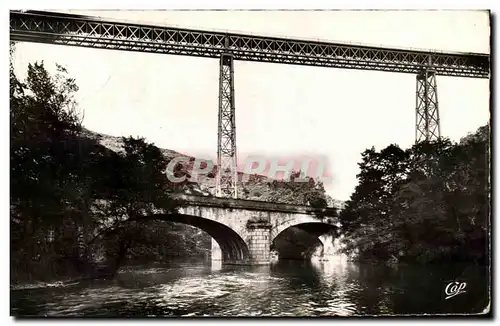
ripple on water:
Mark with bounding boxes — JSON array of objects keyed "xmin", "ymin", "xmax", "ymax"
[
  {"xmin": 12, "ymin": 261, "xmax": 488, "ymax": 317},
  {"xmin": 18, "ymin": 265, "xmax": 359, "ymax": 317},
  {"xmin": 11, "ymin": 280, "xmax": 81, "ymax": 291},
  {"xmin": 153, "ymin": 277, "xmax": 234, "ymax": 310}
]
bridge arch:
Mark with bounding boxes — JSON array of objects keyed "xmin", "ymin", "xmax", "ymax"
[
  {"xmin": 271, "ymin": 217, "xmax": 338, "ymax": 244},
  {"xmin": 146, "ymin": 213, "xmax": 250, "ymax": 264},
  {"xmin": 271, "ymin": 220, "xmax": 338, "ymax": 260}
]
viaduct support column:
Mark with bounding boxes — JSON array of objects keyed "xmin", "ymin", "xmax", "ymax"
[
  {"xmin": 216, "ymin": 53, "xmax": 238, "ymax": 199},
  {"xmin": 415, "ymin": 69, "xmax": 441, "ymax": 143},
  {"xmin": 247, "ymin": 221, "xmax": 272, "ymax": 265}
]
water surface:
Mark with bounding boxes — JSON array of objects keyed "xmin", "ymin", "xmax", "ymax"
[{"xmin": 11, "ymin": 259, "xmax": 489, "ymax": 317}]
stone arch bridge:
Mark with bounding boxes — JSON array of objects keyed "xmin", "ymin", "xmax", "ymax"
[{"xmin": 150, "ymin": 194, "xmax": 340, "ymax": 265}]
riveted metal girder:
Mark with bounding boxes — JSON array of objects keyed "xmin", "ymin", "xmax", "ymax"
[
  {"xmin": 415, "ymin": 69, "xmax": 441, "ymax": 143},
  {"xmin": 216, "ymin": 53, "xmax": 238, "ymax": 198},
  {"xmin": 10, "ymin": 10, "xmax": 489, "ymax": 78}
]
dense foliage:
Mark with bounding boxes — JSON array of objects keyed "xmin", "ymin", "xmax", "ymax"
[
  {"xmin": 9, "ymin": 51, "xmax": 208, "ymax": 282},
  {"xmin": 339, "ymin": 127, "xmax": 490, "ymax": 265}
]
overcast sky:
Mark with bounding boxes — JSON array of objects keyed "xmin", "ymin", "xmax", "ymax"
[{"xmin": 12, "ymin": 10, "xmax": 490, "ymax": 200}]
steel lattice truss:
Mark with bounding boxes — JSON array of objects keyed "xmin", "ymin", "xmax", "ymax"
[
  {"xmin": 415, "ymin": 70, "xmax": 440, "ymax": 142},
  {"xmin": 10, "ymin": 10, "xmax": 489, "ymax": 78},
  {"xmin": 10, "ymin": 10, "xmax": 491, "ymax": 197},
  {"xmin": 216, "ymin": 54, "xmax": 238, "ymax": 198}
]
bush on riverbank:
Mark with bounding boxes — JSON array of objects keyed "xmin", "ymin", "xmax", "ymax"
[{"xmin": 339, "ymin": 124, "xmax": 490, "ymax": 265}]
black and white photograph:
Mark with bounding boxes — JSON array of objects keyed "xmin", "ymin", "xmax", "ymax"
[{"xmin": 8, "ymin": 7, "xmax": 491, "ymax": 318}]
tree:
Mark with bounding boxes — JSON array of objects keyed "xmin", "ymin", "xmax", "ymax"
[
  {"xmin": 339, "ymin": 128, "xmax": 489, "ymax": 265},
  {"xmin": 85, "ymin": 136, "xmax": 187, "ymax": 273},
  {"xmin": 10, "ymin": 57, "xmax": 93, "ymax": 281}
]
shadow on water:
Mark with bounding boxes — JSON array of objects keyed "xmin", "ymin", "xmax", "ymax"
[{"xmin": 11, "ymin": 259, "xmax": 489, "ymax": 317}]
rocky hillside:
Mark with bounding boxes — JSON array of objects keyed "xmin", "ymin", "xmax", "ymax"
[{"xmin": 83, "ymin": 128, "xmax": 345, "ymax": 210}]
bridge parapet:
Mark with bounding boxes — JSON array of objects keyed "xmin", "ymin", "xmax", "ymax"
[{"xmin": 171, "ymin": 193, "xmax": 338, "ymax": 218}]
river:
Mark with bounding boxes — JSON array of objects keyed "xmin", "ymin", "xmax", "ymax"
[{"xmin": 11, "ymin": 258, "xmax": 489, "ymax": 317}]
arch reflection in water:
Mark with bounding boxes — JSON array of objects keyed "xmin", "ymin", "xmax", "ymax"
[
  {"xmin": 211, "ymin": 258, "xmax": 222, "ymax": 272},
  {"xmin": 311, "ymin": 254, "xmax": 359, "ymax": 285}
]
